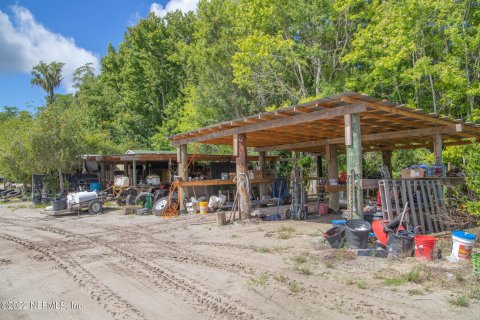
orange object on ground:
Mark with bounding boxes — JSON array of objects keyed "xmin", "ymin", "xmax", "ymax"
[
  {"xmin": 372, "ymin": 220, "xmax": 405, "ymax": 247},
  {"xmin": 414, "ymin": 235, "xmax": 437, "ymax": 261},
  {"xmin": 372, "ymin": 220, "xmax": 389, "ymax": 246}
]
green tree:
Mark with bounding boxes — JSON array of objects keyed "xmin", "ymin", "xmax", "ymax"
[{"xmin": 30, "ymin": 61, "xmax": 65, "ymax": 104}]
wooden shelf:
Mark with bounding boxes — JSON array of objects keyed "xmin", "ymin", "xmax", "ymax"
[{"xmin": 178, "ymin": 178, "xmax": 274, "ymax": 187}]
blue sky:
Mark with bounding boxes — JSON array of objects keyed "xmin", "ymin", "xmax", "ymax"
[{"xmin": 0, "ymin": 0, "xmax": 198, "ymax": 111}]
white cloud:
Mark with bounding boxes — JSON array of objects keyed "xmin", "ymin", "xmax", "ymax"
[
  {"xmin": 150, "ymin": 0, "xmax": 199, "ymax": 18},
  {"xmin": 0, "ymin": 5, "xmax": 100, "ymax": 93}
]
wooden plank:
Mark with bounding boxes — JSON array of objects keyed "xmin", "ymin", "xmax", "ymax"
[
  {"xmin": 406, "ymin": 180, "xmax": 419, "ymax": 228},
  {"xmin": 430, "ymin": 180, "xmax": 445, "ymax": 231},
  {"xmin": 419, "ymin": 181, "xmax": 434, "ymax": 233},
  {"xmin": 383, "ymin": 180, "xmax": 394, "ymax": 221},
  {"xmin": 392, "ymin": 180, "xmax": 402, "ymax": 218},
  {"xmin": 400, "ymin": 180, "xmax": 409, "ymax": 223},
  {"xmin": 178, "ymin": 178, "xmax": 274, "ymax": 187},
  {"xmin": 425, "ymin": 180, "xmax": 441, "ymax": 232},
  {"xmin": 413, "ymin": 180, "xmax": 426, "ymax": 232},
  {"xmin": 172, "ymin": 103, "xmax": 368, "ymax": 146},
  {"xmin": 378, "ymin": 180, "xmax": 387, "ymax": 218}
]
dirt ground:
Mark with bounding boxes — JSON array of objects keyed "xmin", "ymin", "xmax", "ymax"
[{"xmin": 0, "ymin": 202, "xmax": 479, "ymax": 320}]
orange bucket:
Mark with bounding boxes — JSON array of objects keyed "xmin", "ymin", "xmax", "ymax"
[{"xmin": 414, "ymin": 235, "xmax": 437, "ymax": 261}]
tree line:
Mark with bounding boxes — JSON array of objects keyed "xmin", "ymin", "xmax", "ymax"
[{"xmin": 1, "ymin": 0, "xmax": 480, "ymax": 210}]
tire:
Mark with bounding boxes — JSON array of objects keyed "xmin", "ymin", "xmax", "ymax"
[
  {"xmin": 125, "ymin": 194, "xmax": 135, "ymax": 206},
  {"xmin": 88, "ymin": 200, "xmax": 103, "ymax": 215},
  {"xmin": 299, "ymin": 208, "xmax": 306, "ymax": 220},
  {"xmin": 123, "ymin": 188, "xmax": 138, "ymax": 205},
  {"xmin": 135, "ymin": 192, "xmax": 151, "ymax": 205},
  {"xmin": 285, "ymin": 208, "xmax": 292, "ymax": 219},
  {"xmin": 153, "ymin": 197, "xmax": 168, "ymax": 215}
]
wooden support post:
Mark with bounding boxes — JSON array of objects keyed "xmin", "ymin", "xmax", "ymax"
[
  {"xmin": 177, "ymin": 144, "xmax": 188, "ymax": 212},
  {"xmin": 381, "ymin": 150, "xmax": 392, "ymax": 177},
  {"xmin": 132, "ymin": 160, "xmax": 137, "ymax": 187},
  {"xmin": 258, "ymin": 151, "xmax": 267, "ymax": 199},
  {"xmin": 433, "ymin": 133, "xmax": 443, "ymax": 165},
  {"xmin": 325, "ymin": 144, "xmax": 339, "ymax": 212},
  {"xmin": 316, "ymin": 156, "xmax": 323, "ymax": 177},
  {"xmin": 345, "ymin": 113, "xmax": 363, "ymax": 219},
  {"xmin": 100, "ymin": 161, "xmax": 105, "ymax": 189},
  {"xmin": 235, "ymin": 133, "xmax": 251, "ymax": 219}
]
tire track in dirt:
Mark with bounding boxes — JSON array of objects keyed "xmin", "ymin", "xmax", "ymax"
[
  {"xmin": 0, "ymin": 232, "xmax": 145, "ymax": 320},
  {"xmin": 0, "ymin": 219, "xmax": 264, "ymax": 320},
  {"xmin": 0, "ymin": 218, "xmax": 406, "ymax": 319}
]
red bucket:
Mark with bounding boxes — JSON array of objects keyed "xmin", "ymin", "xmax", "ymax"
[
  {"xmin": 318, "ymin": 203, "xmax": 328, "ymax": 215},
  {"xmin": 414, "ymin": 235, "xmax": 437, "ymax": 261}
]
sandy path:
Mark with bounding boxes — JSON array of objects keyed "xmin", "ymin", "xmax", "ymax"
[{"xmin": 0, "ymin": 203, "xmax": 478, "ymax": 320}]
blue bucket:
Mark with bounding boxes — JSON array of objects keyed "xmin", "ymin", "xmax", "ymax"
[
  {"xmin": 332, "ymin": 219, "xmax": 346, "ymax": 226},
  {"xmin": 90, "ymin": 182, "xmax": 101, "ymax": 192}
]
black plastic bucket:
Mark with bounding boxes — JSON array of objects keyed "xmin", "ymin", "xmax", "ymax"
[
  {"xmin": 345, "ymin": 220, "xmax": 371, "ymax": 249},
  {"xmin": 386, "ymin": 230, "xmax": 415, "ymax": 257},
  {"xmin": 324, "ymin": 225, "xmax": 346, "ymax": 249},
  {"xmin": 52, "ymin": 198, "xmax": 67, "ymax": 211}
]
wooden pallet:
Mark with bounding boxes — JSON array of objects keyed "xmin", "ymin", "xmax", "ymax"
[{"xmin": 378, "ymin": 179, "xmax": 447, "ymax": 234}]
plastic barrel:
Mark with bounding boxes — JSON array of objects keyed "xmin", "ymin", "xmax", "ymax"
[
  {"xmin": 345, "ymin": 220, "xmax": 371, "ymax": 249},
  {"xmin": 324, "ymin": 225, "xmax": 346, "ymax": 249},
  {"xmin": 414, "ymin": 235, "xmax": 437, "ymax": 261},
  {"xmin": 386, "ymin": 230, "xmax": 415, "ymax": 257}
]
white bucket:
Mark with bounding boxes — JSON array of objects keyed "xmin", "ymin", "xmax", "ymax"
[{"xmin": 451, "ymin": 230, "xmax": 476, "ymax": 261}]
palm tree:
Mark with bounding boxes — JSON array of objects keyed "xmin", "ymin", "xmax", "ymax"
[{"xmin": 30, "ymin": 61, "xmax": 65, "ymax": 104}]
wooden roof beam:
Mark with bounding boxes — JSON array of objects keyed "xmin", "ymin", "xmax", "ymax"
[
  {"xmin": 171, "ymin": 103, "xmax": 367, "ymax": 146},
  {"xmin": 253, "ymin": 125, "xmax": 463, "ymax": 152}
]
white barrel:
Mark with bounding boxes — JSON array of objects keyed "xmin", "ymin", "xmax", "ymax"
[
  {"xmin": 74, "ymin": 191, "xmax": 98, "ymax": 204},
  {"xmin": 451, "ymin": 230, "xmax": 476, "ymax": 261},
  {"xmin": 114, "ymin": 176, "xmax": 130, "ymax": 187}
]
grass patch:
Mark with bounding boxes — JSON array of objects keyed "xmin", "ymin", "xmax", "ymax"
[
  {"xmin": 383, "ymin": 264, "xmax": 430, "ymax": 286},
  {"xmin": 247, "ymin": 274, "xmax": 267, "ymax": 288},
  {"xmin": 273, "ymin": 274, "xmax": 288, "ymax": 283},
  {"xmin": 292, "ymin": 255, "xmax": 307, "ymax": 264},
  {"xmin": 251, "ymin": 246, "xmax": 272, "ymax": 253},
  {"xmin": 469, "ymin": 287, "xmax": 480, "ymax": 300},
  {"xmin": 346, "ymin": 278, "xmax": 355, "ymax": 285},
  {"xmin": 277, "ymin": 226, "xmax": 295, "ymax": 240},
  {"xmin": 288, "ymin": 281, "xmax": 301, "ymax": 293},
  {"xmin": 297, "ymin": 265, "xmax": 312, "ymax": 275},
  {"xmin": 279, "ymin": 226, "xmax": 295, "ymax": 233},
  {"xmin": 455, "ymin": 273, "xmax": 465, "ymax": 282},
  {"xmin": 448, "ymin": 295, "xmax": 470, "ymax": 307},
  {"xmin": 356, "ymin": 280, "xmax": 367, "ymax": 289},
  {"xmin": 408, "ymin": 289, "xmax": 424, "ymax": 295},
  {"xmin": 324, "ymin": 261, "xmax": 335, "ymax": 269},
  {"xmin": 383, "ymin": 276, "xmax": 407, "ymax": 286}
]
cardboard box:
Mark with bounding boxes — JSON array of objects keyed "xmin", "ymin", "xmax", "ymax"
[{"xmin": 401, "ymin": 168, "xmax": 425, "ymax": 179}]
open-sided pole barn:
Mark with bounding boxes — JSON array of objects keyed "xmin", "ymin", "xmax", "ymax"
[{"xmin": 169, "ymin": 92, "xmax": 480, "ymax": 219}]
